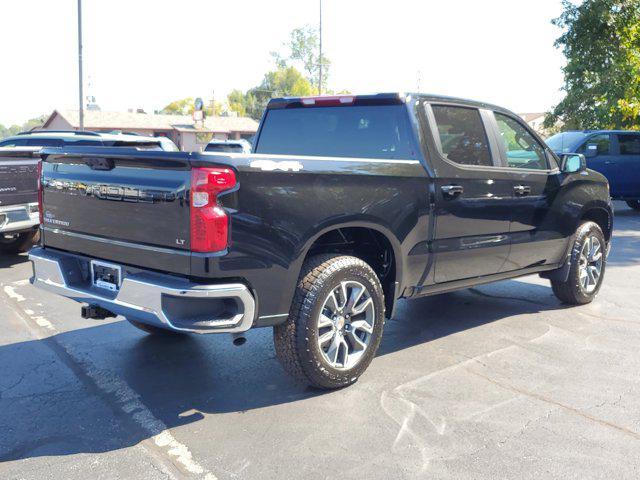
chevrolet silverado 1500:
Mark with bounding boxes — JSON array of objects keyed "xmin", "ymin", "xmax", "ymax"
[{"xmin": 29, "ymin": 93, "xmax": 613, "ymax": 389}]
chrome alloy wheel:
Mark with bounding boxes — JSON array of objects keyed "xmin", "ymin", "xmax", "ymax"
[
  {"xmin": 578, "ymin": 235, "xmax": 603, "ymax": 293},
  {"xmin": 317, "ymin": 280, "xmax": 375, "ymax": 370}
]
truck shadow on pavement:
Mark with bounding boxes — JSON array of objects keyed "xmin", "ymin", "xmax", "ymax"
[
  {"xmin": 0, "ymin": 252, "xmax": 30, "ymax": 269},
  {"xmin": 1, "ymin": 278, "xmax": 570, "ymax": 463}
]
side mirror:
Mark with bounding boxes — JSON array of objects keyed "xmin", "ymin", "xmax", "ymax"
[
  {"xmin": 561, "ymin": 153, "xmax": 587, "ymax": 173},
  {"xmin": 584, "ymin": 144, "xmax": 598, "ymax": 158}
]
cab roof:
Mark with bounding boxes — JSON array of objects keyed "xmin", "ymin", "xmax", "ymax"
[{"xmin": 266, "ymin": 92, "xmax": 516, "ymax": 116}]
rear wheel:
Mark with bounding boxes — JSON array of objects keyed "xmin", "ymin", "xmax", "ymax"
[
  {"xmin": 273, "ymin": 254, "xmax": 385, "ymax": 389},
  {"xmin": 127, "ymin": 319, "xmax": 185, "ymax": 335},
  {"xmin": 551, "ymin": 221, "xmax": 606, "ymax": 305},
  {"xmin": 626, "ymin": 200, "xmax": 640, "ymax": 211},
  {"xmin": 0, "ymin": 229, "xmax": 40, "ymax": 254}
]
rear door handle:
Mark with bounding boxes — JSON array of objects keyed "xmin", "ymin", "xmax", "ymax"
[
  {"xmin": 514, "ymin": 184, "xmax": 531, "ymax": 196},
  {"xmin": 441, "ymin": 184, "xmax": 464, "ymax": 197}
]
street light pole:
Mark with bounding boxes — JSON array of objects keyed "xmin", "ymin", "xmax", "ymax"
[
  {"xmin": 77, "ymin": 0, "xmax": 84, "ymax": 131},
  {"xmin": 318, "ymin": 0, "xmax": 323, "ymax": 95}
]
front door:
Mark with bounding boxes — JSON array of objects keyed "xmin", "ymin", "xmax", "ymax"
[
  {"xmin": 425, "ymin": 103, "xmax": 513, "ymax": 284},
  {"xmin": 490, "ymin": 112, "xmax": 565, "ymax": 271}
]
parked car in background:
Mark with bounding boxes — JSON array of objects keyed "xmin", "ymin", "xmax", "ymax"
[
  {"xmin": 0, "ymin": 148, "xmax": 40, "ymax": 253},
  {"xmin": 546, "ymin": 130, "xmax": 640, "ymax": 210},
  {"xmin": 204, "ymin": 139, "xmax": 252, "ymax": 154},
  {"xmin": 30, "ymin": 93, "xmax": 612, "ymax": 389},
  {"xmin": 0, "ymin": 130, "xmax": 178, "ymax": 254},
  {"xmin": 0, "ymin": 130, "xmax": 179, "ymax": 151}
]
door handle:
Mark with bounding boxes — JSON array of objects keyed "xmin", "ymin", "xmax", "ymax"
[
  {"xmin": 441, "ymin": 184, "xmax": 464, "ymax": 197},
  {"xmin": 514, "ymin": 184, "xmax": 531, "ymax": 196}
]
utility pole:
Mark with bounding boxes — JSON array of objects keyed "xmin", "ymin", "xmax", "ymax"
[
  {"xmin": 77, "ymin": 0, "xmax": 84, "ymax": 131},
  {"xmin": 318, "ymin": 0, "xmax": 323, "ymax": 95}
]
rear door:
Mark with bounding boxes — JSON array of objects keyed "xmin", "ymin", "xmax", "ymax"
[
  {"xmin": 614, "ymin": 133, "xmax": 640, "ymax": 197},
  {"xmin": 424, "ymin": 103, "xmax": 513, "ymax": 283},
  {"xmin": 489, "ymin": 112, "xmax": 565, "ymax": 271}
]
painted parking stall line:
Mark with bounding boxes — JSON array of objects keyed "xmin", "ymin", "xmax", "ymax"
[{"xmin": 2, "ymin": 279, "xmax": 217, "ymax": 480}]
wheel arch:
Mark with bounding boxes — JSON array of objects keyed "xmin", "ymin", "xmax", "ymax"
[
  {"xmin": 580, "ymin": 204, "xmax": 613, "ymax": 242},
  {"xmin": 297, "ymin": 220, "xmax": 404, "ymax": 318}
]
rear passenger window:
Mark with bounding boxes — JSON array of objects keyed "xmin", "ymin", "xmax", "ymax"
[
  {"xmin": 431, "ymin": 105, "xmax": 493, "ymax": 167},
  {"xmin": 618, "ymin": 135, "xmax": 640, "ymax": 155},
  {"xmin": 495, "ymin": 113, "xmax": 548, "ymax": 170}
]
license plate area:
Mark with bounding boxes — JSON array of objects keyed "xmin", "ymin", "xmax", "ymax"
[{"xmin": 90, "ymin": 260, "xmax": 122, "ymax": 292}]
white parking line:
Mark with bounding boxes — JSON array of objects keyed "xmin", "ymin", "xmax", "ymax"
[
  {"xmin": 3, "ymin": 285, "xmax": 25, "ymax": 302},
  {"xmin": 3, "ymin": 283, "xmax": 217, "ymax": 480}
]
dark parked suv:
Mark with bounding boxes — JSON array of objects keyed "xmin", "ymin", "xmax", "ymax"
[{"xmin": 30, "ymin": 93, "xmax": 612, "ymax": 389}]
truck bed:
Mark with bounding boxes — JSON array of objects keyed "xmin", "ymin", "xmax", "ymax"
[{"xmin": 39, "ymin": 146, "xmax": 428, "ymax": 321}]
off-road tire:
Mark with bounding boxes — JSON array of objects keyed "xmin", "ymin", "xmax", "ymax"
[
  {"xmin": 273, "ymin": 254, "xmax": 385, "ymax": 390},
  {"xmin": 0, "ymin": 229, "xmax": 40, "ymax": 254},
  {"xmin": 626, "ymin": 200, "xmax": 640, "ymax": 211},
  {"xmin": 127, "ymin": 319, "xmax": 185, "ymax": 335},
  {"xmin": 551, "ymin": 221, "xmax": 606, "ymax": 305}
]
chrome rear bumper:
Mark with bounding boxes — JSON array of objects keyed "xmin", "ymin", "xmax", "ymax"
[
  {"xmin": 29, "ymin": 247, "xmax": 255, "ymax": 334},
  {"xmin": 0, "ymin": 203, "xmax": 39, "ymax": 234}
]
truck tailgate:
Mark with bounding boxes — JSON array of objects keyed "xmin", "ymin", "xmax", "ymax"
[
  {"xmin": 0, "ymin": 148, "xmax": 39, "ymax": 207},
  {"xmin": 41, "ymin": 149, "xmax": 194, "ymax": 274}
]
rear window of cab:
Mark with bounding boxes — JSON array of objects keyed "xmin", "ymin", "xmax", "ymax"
[{"xmin": 255, "ymin": 105, "xmax": 418, "ymax": 160}]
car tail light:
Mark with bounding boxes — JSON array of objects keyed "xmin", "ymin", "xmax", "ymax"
[
  {"xmin": 190, "ymin": 167, "xmax": 236, "ymax": 252},
  {"xmin": 37, "ymin": 160, "xmax": 43, "ymax": 225}
]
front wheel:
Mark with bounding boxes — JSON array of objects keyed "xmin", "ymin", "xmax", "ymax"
[
  {"xmin": 626, "ymin": 200, "xmax": 640, "ymax": 211},
  {"xmin": 274, "ymin": 254, "xmax": 385, "ymax": 389},
  {"xmin": 551, "ymin": 221, "xmax": 606, "ymax": 305}
]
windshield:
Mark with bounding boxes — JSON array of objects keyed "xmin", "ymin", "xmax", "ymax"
[
  {"xmin": 255, "ymin": 104, "xmax": 418, "ymax": 159},
  {"xmin": 545, "ymin": 132, "xmax": 587, "ymax": 153}
]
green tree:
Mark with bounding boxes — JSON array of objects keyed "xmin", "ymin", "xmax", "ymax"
[
  {"xmin": 160, "ymin": 97, "xmax": 224, "ymax": 117},
  {"xmin": 0, "ymin": 115, "xmax": 46, "ymax": 139},
  {"xmin": 272, "ymin": 26, "xmax": 330, "ymax": 91},
  {"xmin": 229, "ymin": 66, "xmax": 314, "ymax": 120},
  {"xmin": 546, "ymin": 0, "xmax": 640, "ymax": 130},
  {"xmin": 227, "ymin": 89, "xmax": 248, "ymax": 117},
  {"xmin": 160, "ymin": 97, "xmax": 195, "ymax": 115}
]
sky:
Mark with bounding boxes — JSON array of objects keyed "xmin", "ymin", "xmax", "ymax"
[{"xmin": 0, "ymin": 0, "xmax": 568, "ymax": 126}]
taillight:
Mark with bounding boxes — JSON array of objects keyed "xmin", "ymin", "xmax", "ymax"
[
  {"xmin": 37, "ymin": 160, "xmax": 43, "ymax": 225},
  {"xmin": 190, "ymin": 167, "xmax": 236, "ymax": 252}
]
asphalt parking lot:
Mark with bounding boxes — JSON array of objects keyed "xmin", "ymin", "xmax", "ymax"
[{"xmin": 1, "ymin": 202, "xmax": 639, "ymax": 480}]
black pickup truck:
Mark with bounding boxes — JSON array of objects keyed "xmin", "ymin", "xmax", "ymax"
[{"xmin": 30, "ymin": 93, "xmax": 612, "ymax": 389}]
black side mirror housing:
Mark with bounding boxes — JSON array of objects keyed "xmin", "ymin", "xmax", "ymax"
[{"xmin": 561, "ymin": 153, "xmax": 587, "ymax": 173}]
